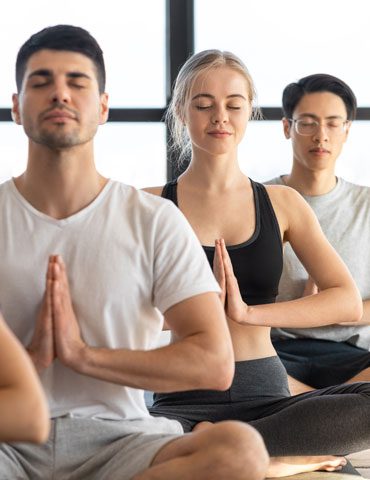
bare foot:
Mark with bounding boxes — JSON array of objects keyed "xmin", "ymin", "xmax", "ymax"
[{"xmin": 267, "ymin": 455, "xmax": 347, "ymax": 478}]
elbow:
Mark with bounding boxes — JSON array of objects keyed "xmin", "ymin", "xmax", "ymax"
[
  {"xmin": 28, "ymin": 411, "xmax": 50, "ymax": 444},
  {"xmin": 348, "ymin": 286, "xmax": 363, "ymax": 323},
  {"xmin": 341, "ymin": 287, "xmax": 363, "ymax": 323},
  {"xmin": 203, "ymin": 348, "xmax": 235, "ymax": 391},
  {"xmin": 26, "ymin": 420, "xmax": 50, "ymax": 444},
  {"xmin": 25, "ymin": 416, "xmax": 50, "ymax": 444},
  {"xmin": 350, "ymin": 298, "xmax": 363, "ymax": 323},
  {"xmin": 22, "ymin": 395, "xmax": 50, "ymax": 444},
  {"xmin": 214, "ymin": 362, "xmax": 235, "ymax": 390}
]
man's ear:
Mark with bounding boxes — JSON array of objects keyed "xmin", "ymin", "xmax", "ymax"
[
  {"xmin": 99, "ymin": 93, "xmax": 109, "ymax": 125},
  {"xmin": 343, "ymin": 120, "xmax": 352, "ymax": 143},
  {"xmin": 282, "ymin": 117, "xmax": 291, "ymax": 139},
  {"xmin": 11, "ymin": 93, "xmax": 22, "ymax": 125}
]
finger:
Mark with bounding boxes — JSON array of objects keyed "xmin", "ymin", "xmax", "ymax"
[
  {"xmin": 219, "ymin": 239, "xmax": 241, "ymax": 298},
  {"xmin": 46, "ymin": 256, "xmax": 55, "ymax": 282},
  {"xmin": 46, "ymin": 278, "xmax": 53, "ymax": 315},
  {"xmin": 51, "ymin": 277, "xmax": 62, "ymax": 314},
  {"xmin": 55, "ymin": 255, "xmax": 71, "ymax": 294},
  {"xmin": 220, "ymin": 239, "xmax": 235, "ymax": 280},
  {"xmin": 214, "ymin": 241, "xmax": 226, "ymax": 305},
  {"xmin": 213, "ymin": 240, "xmax": 225, "ymax": 285}
]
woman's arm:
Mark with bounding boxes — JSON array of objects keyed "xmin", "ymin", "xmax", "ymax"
[
  {"xmin": 227, "ymin": 186, "xmax": 362, "ymax": 328},
  {"xmin": 0, "ymin": 314, "xmax": 49, "ymax": 443}
]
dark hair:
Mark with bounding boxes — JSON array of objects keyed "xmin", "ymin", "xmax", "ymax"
[
  {"xmin": 282, "ymin": 73, "xmax": 357, "ymax": 121},
  {"xmin": 16, "ymin": 25, "xmax": 106, "ymax": 93}
]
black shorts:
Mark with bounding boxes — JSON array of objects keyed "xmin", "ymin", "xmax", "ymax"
[{"xmin": 273, "ymin": 338, "xmax": 370, "ymax": 388}]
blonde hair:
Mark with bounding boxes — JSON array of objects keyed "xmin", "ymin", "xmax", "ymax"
[{"xmin": 166, "ymin": 49, "xmax": 260, "ymax": 165}]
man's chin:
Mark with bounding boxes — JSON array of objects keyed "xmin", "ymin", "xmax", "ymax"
[{"xmin": 36, "ymin": 133, "xmax": 81, "ymax": 150}]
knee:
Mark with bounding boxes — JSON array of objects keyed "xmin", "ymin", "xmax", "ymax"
[{"xmin": 207, "ymin": 421, "xmax": 269, "ymax": 480}]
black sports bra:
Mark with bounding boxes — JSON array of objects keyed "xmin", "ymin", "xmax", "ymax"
[{"xmin": 162, "ymin": 179, "xmax": 283, "ymax": 305}]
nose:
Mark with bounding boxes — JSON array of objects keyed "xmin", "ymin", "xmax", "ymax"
[
  {"xmin": 313, "ymin": 123, "xmax": 329, "ymax": 142},
  {"xmin": 211, "ymin": 105, "xmax": 228, "ymax": 125},
  {"xmin": 49, "ymin": 79, "xmax": 71, "ymax": 104}
]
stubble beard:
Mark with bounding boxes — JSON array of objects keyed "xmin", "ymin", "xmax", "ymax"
[{"xmin": 28, "ymin": 123, "xmax": 97, "ymax": 150}]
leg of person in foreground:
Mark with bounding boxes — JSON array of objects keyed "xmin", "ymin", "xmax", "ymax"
[{"xmin": 134, "ymin": 422, "xmax": 269, "ymax": 480}]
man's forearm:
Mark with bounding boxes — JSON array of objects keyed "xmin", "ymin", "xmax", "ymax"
[{"xmin": 71, "ymin": 338, "xmax": 234, "ymax": 393}]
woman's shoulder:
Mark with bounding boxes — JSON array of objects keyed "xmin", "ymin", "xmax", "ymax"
[
  {"xmin": 264, "ymin": 183, "xmax": 303, "ymax": 204},
  {"xmin": 141, "ymin": 186, "xmax": 164, "ymax": 196}
]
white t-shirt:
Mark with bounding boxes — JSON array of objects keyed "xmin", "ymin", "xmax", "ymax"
[{"xmin": 0, "ymin": 179, "xmax": 220, "ymax": 422}]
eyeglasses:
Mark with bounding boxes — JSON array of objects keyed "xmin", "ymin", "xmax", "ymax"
[{"xmin": 289, "ymin": 118, "xmax": 349, "ymax": 136}]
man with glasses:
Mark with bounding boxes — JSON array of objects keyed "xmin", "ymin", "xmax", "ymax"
[{"xmin": 266, "ymin": 73, "xmax": 370, "ymax": 394}]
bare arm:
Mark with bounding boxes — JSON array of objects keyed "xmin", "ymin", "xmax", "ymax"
[
  {"xmin": 227, "ymin": 187, "xmax": 362, "ymax": 328},
  {"xmin": 303, "ymin": 278, "xmax": 370, "ymax": 326},
  {"xmin": 354, "ymin": 299, "xmax": 370, "ymax": 325},
  {"xmin": 0, "ymin": 314, "xmax": 49, "ymax": 443},
  {"xmin": 51, "ymin": 256, "xmax": 235, "ymax": 393}
]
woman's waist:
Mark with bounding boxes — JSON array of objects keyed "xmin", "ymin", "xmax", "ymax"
[{"xmin": 228, "ymin": 323, "xmax": 276, "ymax": 361}]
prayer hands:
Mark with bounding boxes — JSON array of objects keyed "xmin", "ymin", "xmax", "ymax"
[
  {"xmin": 213, "ymin": 239, "xmax": 249, "ymax": 324},
  {"xmin": 28, "ymin": 255, "xmax": 85, "ymax": 373}
]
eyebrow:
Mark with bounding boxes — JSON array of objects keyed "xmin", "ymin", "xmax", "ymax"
[
  {"xmin": 296, "ymin": 113, "xmax": 346, "ymax": 120},
  {"xmin": 191, "ymin": 93, "xmax": 247, "ymax": 101},
  {"xmin": 27, "ymin": 69, "xmax": 92, "ymax": 81}
]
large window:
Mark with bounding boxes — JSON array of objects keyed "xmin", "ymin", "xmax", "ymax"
[{"xmin": 1, "ymin": 1, "xmax": 370, "ymax": 186}]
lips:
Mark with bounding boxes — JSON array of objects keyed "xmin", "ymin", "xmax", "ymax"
[
  {"xmin": 43, "ymin": 110, "xmax": 76, "ymax": 121},
  {"xmin": 309, "ymin": 147, "xmax": 330, "ymax": 154},
  {"xmin": 207, "ymin": 130, "xmax": 232, "ymax": 136}
]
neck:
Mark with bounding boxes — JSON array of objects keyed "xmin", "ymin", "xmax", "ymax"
[
  {"xmin": 14, "ymin": 142, "xmax": 108, "ymax": 219},
  {"xmin": 180, "ymin": 149, "xmax": 246, "ymax": 192},
  {"xmin": 283, "ymin": 163, "xmax": 337, "ymax": 196}
]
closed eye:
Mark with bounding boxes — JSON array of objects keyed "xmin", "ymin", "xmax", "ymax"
[
  {"xmin": 31, "ymin": 81, "xmax": 50, "ymax": 88},
  {"xmin": 70, "ymin": 83, "xmax": 86, "ymax": 89}
]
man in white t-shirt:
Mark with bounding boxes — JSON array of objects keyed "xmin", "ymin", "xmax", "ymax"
[
  {"xmin": 0, "ymin": 25, "xmax": 268, "ymax": 479},
  {"xmin": 266, "ymin": 73, "xmax": 370, "ymax": 395}
]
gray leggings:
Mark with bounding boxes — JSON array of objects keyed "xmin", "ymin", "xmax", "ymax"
[{"xmin": 150, "ymin": 356, "xmax": 370, "ymax": 456}]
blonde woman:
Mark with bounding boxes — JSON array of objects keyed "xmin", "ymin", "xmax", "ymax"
[{"xmin": 145, "ymin": 50, "xmax": 370, "ymax": 477}]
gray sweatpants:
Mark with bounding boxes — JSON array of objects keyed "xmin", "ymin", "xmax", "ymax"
[{"xmin": 0, "ymin": 416, "xmax": 182, "ymax": 479}]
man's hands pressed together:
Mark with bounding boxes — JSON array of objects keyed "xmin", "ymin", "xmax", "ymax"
[{"xmin": 28, "ymin": 255, "xmax": 85, "ymax": 373}]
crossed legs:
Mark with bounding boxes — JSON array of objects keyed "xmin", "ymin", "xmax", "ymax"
[{"xmin": 134, "ymin": 421, "xmax": 269, "ymax": 480}]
